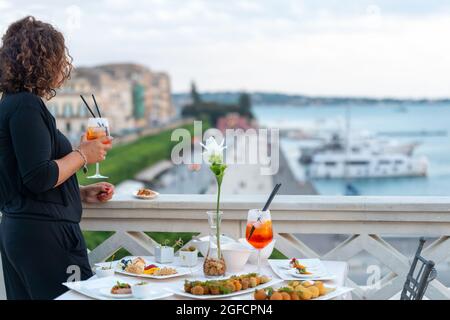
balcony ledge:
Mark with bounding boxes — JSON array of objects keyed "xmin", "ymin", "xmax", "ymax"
[{"xmin": 82, "ymin": 194, "xmax": 450, "ymax": 223}]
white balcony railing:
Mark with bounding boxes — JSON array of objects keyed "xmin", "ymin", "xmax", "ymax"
[{"xmin": 2, "ymin": 194, "xmax": 450, "ymax": 300}]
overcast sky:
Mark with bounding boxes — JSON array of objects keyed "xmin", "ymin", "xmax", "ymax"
[{"xmin": 1, "ymin": 0, "xmax": 450, "ymax": 98}]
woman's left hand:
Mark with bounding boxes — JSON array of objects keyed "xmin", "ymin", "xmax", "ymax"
[{"xmin": 81, "ymin": 182, "xmax": 115, "ymax": 203}]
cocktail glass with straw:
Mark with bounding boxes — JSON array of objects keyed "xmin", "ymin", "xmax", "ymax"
[
  {"xmin": 86, "ymin": 117, "xmax": 110, "ymax": 179},
  {"xmin": 246, "ymin": 209, "xmax": 273, "ymax": 274},
  {"xmin": 80, "ymin": 94, "xmax": 111, "ymax": 179},
  {"xmin": 246, "ymin": 183, "xmax": 281, "ymax": 273}
]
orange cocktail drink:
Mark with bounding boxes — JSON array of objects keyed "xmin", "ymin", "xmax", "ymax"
[
  {"xmin": 86, "ymin": 127, "xmax": 107, "ymax": 141},
  {"xmin": 86, "ymin": 117, "xmax": 110, "ymax": 179},
  {"xmin": 246, "ymin": 209, "xmax": 273, "ymax": 273},
  {"xmin": 246, "ymin": 220, "xmax": 273, "ymax": 249}
]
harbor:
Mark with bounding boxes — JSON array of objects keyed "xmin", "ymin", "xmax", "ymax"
[{"xmin": 255, "ymin": 103, "xmax": 450, "ymax": 196}]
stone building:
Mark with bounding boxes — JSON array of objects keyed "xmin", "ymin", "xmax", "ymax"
[
  {"xmin": 150, "ymin": 72, "xmax": 174, "ymax": 124},
  {"xmin": 49, "ymin": 63, "xmax": 174, "ymax": 143}
]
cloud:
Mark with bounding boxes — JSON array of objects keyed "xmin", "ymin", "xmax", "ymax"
[
  {"xmin": 1, "ymin": 0, "xmax": 450, "ymax": 97},
  {"xmin": 236, "ymin": 0, "xmax": 264, "ymax": 13},
  {"xmin": 0, "ymin": 0, "xmax": 11, "ymax": 10}
]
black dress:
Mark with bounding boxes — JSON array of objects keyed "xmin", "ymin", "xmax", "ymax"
[{"xmin": 0, "ymin": 92, "xmax": 92, "ymax": 300}]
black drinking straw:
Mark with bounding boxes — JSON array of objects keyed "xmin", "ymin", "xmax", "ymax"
[
  {"xmin": 80, "ymin": 95, "xmax": 96, "ymax": 118},
  {"xmin": 92, "ymin": 94, "xmax": 102, "ymax": 118},
  {"xmin": 247, "ymin": 183, "xmax": 282, "ymax": 240},
  {"xmin": 91, "ymin": 94, "xmax": 109, "ymax": 135},
  {"xmin": 263, "ymin": 183, "xmax": 281, "ymax": 212}
]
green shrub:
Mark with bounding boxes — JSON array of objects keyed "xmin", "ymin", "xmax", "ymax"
[{"xmin": 77, "ymin": 123, "xmax": 202, "ymax": 185}]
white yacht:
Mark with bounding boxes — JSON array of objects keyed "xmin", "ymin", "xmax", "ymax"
[
  {"xmin": 308, "ymin": 151, "xmax": 428, "ymax": 179},
  {"xmin": 291, "ymin": 107, "xmax": 429, "ymax": 179}
]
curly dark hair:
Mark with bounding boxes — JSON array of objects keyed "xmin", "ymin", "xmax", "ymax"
[{"xmin": 0, "ymin": 16, "xmax": 73, "ymax": 99}]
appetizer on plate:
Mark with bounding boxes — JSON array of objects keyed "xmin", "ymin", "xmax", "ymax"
[
  {"xmin": 153, "ymin": 267, "xmax": 177, "ymax": 276},
  {"xmin": 144, "ymin": 265, "xmax": 177, "ymax": 276},
  {"xmin": 289, "ymin": 258, "xmax": 312, "ymax": 275},
  {"xmin": 121, "ymin": 257, "xmax": 146, "ymax": 274},
  {"xmin": 254, "ymin": 280, "xmax": 335, "ymax": 300},
  {"xmin": 134, "ymin": 188, "xmax": 159, "ymax": 199},
  {"xmin": 184, "ymin": 273, "xmax": 271, "ymax": 296},
  {"xmin": 110, "ymin": 281, "xmax": 132, "ymax": 295},
  {"xmin": 119, "ymin": 257, "xmax": 178, "ymax": 276},
  {"xmin": 143, "ymin": 264, "xmax": 159, "ymax": 275}
]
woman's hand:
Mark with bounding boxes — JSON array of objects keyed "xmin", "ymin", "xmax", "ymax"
[
  {"xmin": 80, "ymin": 182, "xmax": 115, "ymax": 203},
  {"xmin": 79, "ymin": 135, "xmax": 112, "ymax": 164}
]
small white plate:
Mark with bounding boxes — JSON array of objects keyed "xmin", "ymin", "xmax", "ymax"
[
  {"xmin": 279, "ymin": 265, "xmax": 322, "ymax": 271},
  {"xmin": 287, "ymin": 269, "xmax": 328, "ymax": 279},
  {"xmin": 63, "ymin": 276, "xmax": 173, "ymax": 300},
  {"xmin": 268, "ymin": 259, "xmax": 335, "ymax": 281},
  {"xmin": 133, "ymin": 190, "xmax": 159, "ymax": 200},
  {"xmin": 99, "ymin": 288, "xmax": 132, "ymax": 299}
]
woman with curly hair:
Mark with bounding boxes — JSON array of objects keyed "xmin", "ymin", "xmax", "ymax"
[{"xmin": 0, "ymin": 16, "xmax": 115, "ymax": 299}]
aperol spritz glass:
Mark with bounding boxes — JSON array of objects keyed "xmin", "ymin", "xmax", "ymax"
[
  {"xmin": 245, "ymin": 209, "xmax": 273, "ymax": 273},
  {"xmin": 86, "ymin": 117, "xmax": 110, "ymax": 179}
]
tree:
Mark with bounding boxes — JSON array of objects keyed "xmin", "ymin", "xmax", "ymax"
[
  {"xmin": 190, "ymin": 81, "xmax": 201, "ymax": 106},
  {"xmin": 238, "ymin": 92, "xmax": 253, "ymax": 118},
  {"xmin": 182, "ymin": 87, "xmax": 254, "ymax": 125}
]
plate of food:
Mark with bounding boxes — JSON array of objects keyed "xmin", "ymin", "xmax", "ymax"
[
  {"xmin": 62, "ymin": 277, "xmax": 173, "ymax": 300},
  {"xmin": 268, "ymin": 258, "xmax": 335, "ymax": 281},
  {"xmin": 99, "ymin": 281, "xmax": 133, "ymax": 299},
  {"xmin": 133, "ymin": 188, "xmax": 159, "ymax": 200},
  {"xmin": 170, "ymin": 273, "xmax": 282, "ymax": 299},
  {"xmin": 96, "ymin": 256, "xmax": 196, "ymax": 279},
  {"xmin": 253, "ymin": 280, "xmax": 353, "ymax": 301}
]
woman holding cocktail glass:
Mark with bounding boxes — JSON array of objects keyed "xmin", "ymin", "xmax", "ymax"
[{"xmin": 0, "ymin": 16, "xmax": 114, "ymax": 299}]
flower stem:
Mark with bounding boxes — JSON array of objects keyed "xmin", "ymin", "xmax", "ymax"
[{"xmin": 216, "ymin": 181, "xmax": 221, "ymax": 259}]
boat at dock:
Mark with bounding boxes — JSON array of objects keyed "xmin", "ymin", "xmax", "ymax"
[
  {"xmin": 308, "ymin": 151, "xmax": 428, "ymax": 179},
  {"xmin": 290, "ymin": 109, "xmax": 429, "ymax": 180},
  {"xmin": 299, "ymin": 134, "xmax": 428, "ymax": 179}
]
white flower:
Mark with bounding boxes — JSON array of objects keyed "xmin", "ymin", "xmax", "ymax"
[{"xmin": 200, "ymin": 137, "xmax": 227, "ymax": 164}]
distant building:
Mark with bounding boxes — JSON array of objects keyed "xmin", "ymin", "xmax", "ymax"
[
  {"xmin": 96, "ymin": 64, "xmax": 174, "ymax": 127},
  {"xmin": 150, "ymin": 72, "xmax": 174, "ymax": 124},
  {"xmin": 49, "ymin": 63, "xmax": 174, "ymax": 143}
]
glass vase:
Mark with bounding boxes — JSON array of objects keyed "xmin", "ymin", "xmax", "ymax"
[{"xmin": 203, "ymin": 211, "xmax": 227, "ymax": 277}]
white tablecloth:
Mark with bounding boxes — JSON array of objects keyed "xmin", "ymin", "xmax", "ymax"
[{"xmin": 56, "ymin": 259, "xmax": 350, "ymax": 300}]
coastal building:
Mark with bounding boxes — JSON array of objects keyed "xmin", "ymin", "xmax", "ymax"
[
  {"xmin": 150, "ymin": 72, "xmax": 174, "ymax": 125},
  {"xmin": 95, "ymin": 64, "xmax": 174, "ymax": 127},
  {"xmin": 49, "ymin": 63, "xmax": 175, "ymax": 143}
]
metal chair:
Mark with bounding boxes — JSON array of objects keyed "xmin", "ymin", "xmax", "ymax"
[{"xmin": 400, "ymin": 237, "xmax": 437, "ymax": 300}]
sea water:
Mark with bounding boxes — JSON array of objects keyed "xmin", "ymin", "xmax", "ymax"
[{"xmin": 254, "ymin": 103, "xmax": 450, "ymax": 196}]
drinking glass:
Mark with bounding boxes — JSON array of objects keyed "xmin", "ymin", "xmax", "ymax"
[
  {"xmin": 245, "ymin": 209, "xmax": 273, "ymax": 273},
  {"xmin": 86, "ymin": 117, "xmax": 110, "ymax": 179}
]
